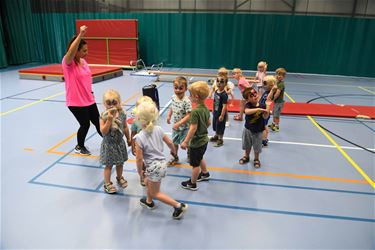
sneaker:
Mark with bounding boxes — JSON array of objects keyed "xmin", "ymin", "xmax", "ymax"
[
  {"xmin": 262, "ymin": 139, "xmax": 269, "ymax": 147},
  {"xmin": 209, "ymin": 135, "xmax": 219, "ymax": 142},
  {"xmin": 116, "ymin": 176, "xmax": 128, "ymax": 188},
  {"xmin": 225, "ymin": 121, "xmax": 230, "ymax": 127},
  {"xmin": 181, "ymin": 179, "xmax": 198, "ymax": 191},
  {"xmin": 214, "ymin": 139, "xmax": 224, "ymax": 147},
  {"xmin": 172, "ymin": 203, "xmax": 189, "ymax": 219},
  {"xmin": 74, "ymin": 145, "xmax": 91, "ymax": 155},
  {"xmin": 197, "ymin": 172, "xmax": 210, "ymax": 182},
  {"xmin": 104, "ymin": 182, "xmax": 117, "ymax": 194},
  {"xmin": 140, "ymin": 198, "xmax": 156, "ymax": 210}
]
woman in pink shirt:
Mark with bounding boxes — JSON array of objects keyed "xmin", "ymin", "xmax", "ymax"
[{"xmin": 62, "ymin": 25, "xmax": 102, "ymax": 155}]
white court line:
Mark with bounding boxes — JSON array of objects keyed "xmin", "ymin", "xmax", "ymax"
[{"xmin": 164, "ymin": 132, "xmax": 374, "ymax": 151}]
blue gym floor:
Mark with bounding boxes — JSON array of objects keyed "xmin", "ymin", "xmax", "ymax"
[{"xmin": 1, "ymin": 66, "xmax": 374, "ymax": 249}]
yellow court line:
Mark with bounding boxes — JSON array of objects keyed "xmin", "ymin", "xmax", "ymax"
[
  {"xmin": 284, "ymin": 91, "xmax": 375, "ymax": 189},
  {"xmin": 358, "ymin": 86, "xmax": 375, "ymax": 95},
  {"xmin": 47, "ymin": 133, "xmax": 77, "ymax": 153},
  {"xmin": 1, "ymin": 91, "xmax": 65, "ymax": 116},
  {"xmin": 121, "ymin": 91, "xmax": 140, "ymax": 106}
]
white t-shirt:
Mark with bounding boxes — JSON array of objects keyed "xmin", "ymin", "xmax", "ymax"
[{"xmin": 134, "ymin": 126, "xmax": 166, "ymax": 166}]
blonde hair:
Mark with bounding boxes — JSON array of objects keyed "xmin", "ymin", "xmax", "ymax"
[
  {"xmin": 258, "ymin": 61, "xmax": 268, "ymax": 70},
  {"xmin": 135, "ymin": 101, "xmax": 159, "ymax": 133},
  {"xmin": 103, "ymin": 89, "xmax": 123, "ymax": 111},
  {"xmin": 218, "ymin": 67, "xmax": 228, "ymax": 76},
  {"xmin": 276, "ymin": 67, "xmax": 287, "ymax": 76},
  {"xmin": 263, "ymin": 75, "xmax": 276, "ymax": 87},
  {"xmin": 232, "ymin": 68, "xmax": 242, "ymax": 75},
  {"xmin": 188, "ymin": 81, "xmax": 210, "ymax": 101},
  {"xmin": 132, "ymin": 95, "xmax": 154, "ymax": 116}
]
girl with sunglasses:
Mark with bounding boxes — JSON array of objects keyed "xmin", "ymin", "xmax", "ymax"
[{"xmin": 100, "ymin": 89, "xmax": 131, "ymax": 194}]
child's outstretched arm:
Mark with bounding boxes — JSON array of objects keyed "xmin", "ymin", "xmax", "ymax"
[
  {"xmin": 262, "ymin": 100, "xmax": 272, "ymax": 119},
  {"xmin": 173, "ymin": 112, "xmax": 191, "ymax": 130},
  {"xmin": 135, "ymin": 142, "xmax": 145, "ymax": 178},
  {"xmin": 166, "ymin": 107, "xmax": 173, "ymax": 124},
  {"xmin": 163, "ymin": 134, "xmax": 176, "ymax": 156},
  {"xmin": 180, "ymin": 123, "xmax": 197, "ymax": 150},
  {"xmin": 123, "ymin": 120, "xmax": 131, "ymax": 146}
]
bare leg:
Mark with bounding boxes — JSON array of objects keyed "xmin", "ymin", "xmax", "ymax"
[{"xmin": 147, "ymin": 180, "xmax": 180, "ymax": 208}]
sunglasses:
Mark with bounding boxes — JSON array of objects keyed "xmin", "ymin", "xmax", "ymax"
[
  {"xmin": 105, "ymin": 99, "xmax": 118, "ymax": 106},
  {"xmin": 249, "ymin": 89, "xmax": 257, "ymax": 98},
  {"xmin": 174, "ymin": 86, "xmax": 185, "ymax": 91},
  {"xmin": 217, "ymin": 79, "xmax": 225, "ymax": 84}
]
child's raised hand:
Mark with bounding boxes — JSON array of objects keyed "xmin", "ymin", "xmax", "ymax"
[{"xmin": 265, "ymin": 99, "xmax": 272, "ymax": 106}]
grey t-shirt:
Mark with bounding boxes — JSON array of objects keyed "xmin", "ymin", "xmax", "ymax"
[{"xmin": 134, "ymin": 125, "xmax": 166, "ymax": 166}]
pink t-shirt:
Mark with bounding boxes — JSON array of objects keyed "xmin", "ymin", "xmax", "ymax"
[
  {"xmin": 62, "ymin": 57, "xmax": 94, "ymax": 107},
  {"xmin": 238, "ymin": 77, "xmax": 251, "ymax": 93}
]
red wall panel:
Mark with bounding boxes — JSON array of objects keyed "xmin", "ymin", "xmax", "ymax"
[{"xmin": 76, "ymin": 19, "xmax": 138, "ymax": 66}]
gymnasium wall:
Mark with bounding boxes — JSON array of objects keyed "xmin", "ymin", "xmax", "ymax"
[{"xmin": 1, "ymin": 0, "xmax": 374, "ymax": 77}]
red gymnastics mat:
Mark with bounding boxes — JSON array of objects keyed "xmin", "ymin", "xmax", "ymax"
[
  {"xmin": 19, "ymin": 64, "xmax": 123, "ymax": 83},
  {"xmin": 194, "ymin": 99, "xmax": 375, "ymax": 119}
]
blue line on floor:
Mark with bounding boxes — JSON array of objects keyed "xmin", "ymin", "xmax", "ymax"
[
  {"xmin": 0, "ymin": 82, "xmax": 61, "ymax": 100},
  {"xmin": 57, "ymin": 161, "xmax": 375, "ymax": 196},
  {"xmin": 29, "ymin": 180, "xmax": 375, "ymax": 223}
]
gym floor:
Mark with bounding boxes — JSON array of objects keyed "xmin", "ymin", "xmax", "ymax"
[{"xmin": 1, "ymin": 66, "xmax": 374, "ymax": 249}]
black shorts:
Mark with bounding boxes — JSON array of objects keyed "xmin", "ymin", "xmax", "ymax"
[{"xmin": 189, "ymin": 143, "xmax": 208, "ymax": 167}]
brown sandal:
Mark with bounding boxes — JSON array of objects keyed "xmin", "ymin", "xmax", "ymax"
[
  {"xmin": 254, "ymin": 159, "xmax": 261, "ymax": 168},
  {"xmin": 239, "ymin": 156, "xmax": 250, "ymax": 164}
]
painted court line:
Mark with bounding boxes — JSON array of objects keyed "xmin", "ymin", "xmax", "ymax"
[
  {"xmin": 1, "ymin": 91, "xmax": 65, "ymax": 116},
  {"xmin": 57, "ymin": 162, "xmax": 375, "ymax": 196},
  {"xmin": 28, "ymin": 180, "xmax": 375, "ymax": 223},
  {"xmin": 285, "ymin": 91, "xmax": 375, "ymax": 189}
]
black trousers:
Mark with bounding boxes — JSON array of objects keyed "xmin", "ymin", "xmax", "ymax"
[{"xmin": 68, "ymin": 103, "xmax": 102, "ymax": 147}]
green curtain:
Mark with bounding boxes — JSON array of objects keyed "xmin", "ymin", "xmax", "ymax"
[{"xmin": 1, "ymin": 3, "xmax": 375, "ymax": 77}]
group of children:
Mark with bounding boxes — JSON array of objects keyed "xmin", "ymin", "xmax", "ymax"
[{"xmin": 97, "ymin": 63, "xmax": 286, "ymax": 220}]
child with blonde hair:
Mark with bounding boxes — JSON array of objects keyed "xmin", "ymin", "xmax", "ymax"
[
  {"xmin": 130, "ymin": 95, "xmax": 155, "ymax": 186},
  {"xmin": 209, "ymin": 67, "xmax": 234, "ymax": 127},
  {"xmin": 166, "ymin": 76, "xmax": 192, "ymax": 165},
  {"xmin": 134, "ymin": 101, "xmax": 188, "ymax": 219},
  {"xmin": 249, "ymin": 61, "xmax": 268, "ymax": 96},
  {"xmin": 100, "ymin": 89, "xmax": 131, "ymax": 194},
  {"xmin": 268, "ymin": 68, "xmax": 287, "ymax": 132},
  {"xmin": 232, "ymin": 68, "xmax": 251, "ymax": 121},
  {"xmin": 180, "ymin": 81, "xmax": 211, "ymax": 190}
]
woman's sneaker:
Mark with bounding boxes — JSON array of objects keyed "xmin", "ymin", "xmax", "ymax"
[
  {"xmin": 262, "ymin": 139, "xmax": 269, "ymax": 147},
  {"xmin": 74, "ymin": 145, "xmax": 91, "ymax": 155},
  {"xmin": 197, "ymin": 172, "xmax": 210, "ymax": 182},
  {"xmin": 140, "ymin": 198, "xmax": 156, "ymax": 210},
  {"xmin": 172, "ymin": 203, "xmax": 188, "ymax": 219}
]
